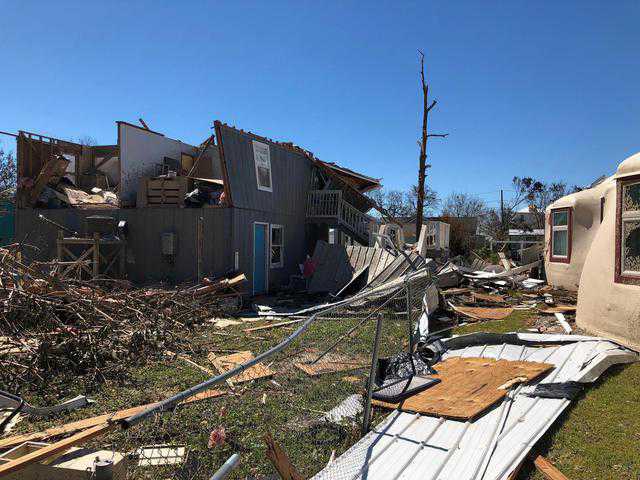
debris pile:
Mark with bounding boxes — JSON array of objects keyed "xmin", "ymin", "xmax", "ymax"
[{"xmin": 0, "ymin": 245, "xmax": 245, "ymax": 388}]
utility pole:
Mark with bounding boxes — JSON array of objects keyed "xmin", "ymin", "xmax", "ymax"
[{"xmin": 500, "ymin": 189, "xmax": 504, "ymax": 235}]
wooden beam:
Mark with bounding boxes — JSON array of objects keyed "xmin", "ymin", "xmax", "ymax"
[
  {"xmin": 264, "ymin": 433, "xmax": 304, "ymax": 480},
  {"xmin": 0, "ymin": 423, "xmax": 115, "ymax": 477},
  {"xmin": 29, "ymin": 156, "xmax": 69, "ymax": 205},
  {"xmin": 534, "ymin": 456, "xmax": 570, "ymax": 480},
  {"xmin": 0, "ymin": 401, "xmax": 157, "ymax": 450}
]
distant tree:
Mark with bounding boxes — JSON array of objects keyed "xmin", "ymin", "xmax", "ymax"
[
  {"xmin": 369, "ymin": 185, "xmax": 439, "ymax": 220},
  {"xmin": 0, "ymin": 149, "xmax": 16, "ymax": 201},
  {"xmin": 505, "ymin": 177, "xmax": 568, "ymax": 232},
  {"xmin": 441, "ymin": 192, "xmax": 487, "ymax": 218},
  {"xmin": 77, "ymin": 136, "xmax": 97, "ymax": 146}
]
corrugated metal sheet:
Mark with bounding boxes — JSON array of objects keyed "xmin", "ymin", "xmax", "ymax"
[{"xmin": 312, "ymin": 334, "xmax": 637, "ymax": 480}]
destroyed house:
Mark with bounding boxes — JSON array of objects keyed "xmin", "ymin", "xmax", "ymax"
[{"xmin": 13, "ymin": 121, "xmax": 381, "ymax": 293}]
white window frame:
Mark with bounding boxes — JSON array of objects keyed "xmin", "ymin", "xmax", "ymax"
[
  {"xmin": 620, "ymin": 181, "xmax": 640, "ymax": 277},
  {"xmin": 270, "ymin": 224, "xmax": 284, "ymax": 269},
  {"xmin": 550, "ymin": 209, "xmax": 569, "ymax": 261},
  {"xmin": 252, "ymin": 140, "xmax": 273, "ymax": 192}
]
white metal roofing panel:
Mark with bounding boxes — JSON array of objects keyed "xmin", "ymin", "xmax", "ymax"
[{"xmin": 312, "ymin": 335, "xmax": 637, "ymax": 480}]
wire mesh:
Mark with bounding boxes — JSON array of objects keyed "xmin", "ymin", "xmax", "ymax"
[{"xmin": 97, "ymin": 270, "xmax": 435, "ymax": 479}]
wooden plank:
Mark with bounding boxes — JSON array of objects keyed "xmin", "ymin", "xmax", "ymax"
[
  {"xmin": 538, "ymin": 305, "xmax": 576, "ymax": 314},
  {"xmin": 180, "ymin": 389, "xmax": 226, "ymax": 405},
  {"xmin": 471, "ymin": 292, "xmax": 506, "ymax": 303},
  {"xmin": 29, "ymin": 156, "xmax": 69, "ymax": 205},
  {"xmin": 0, "ymin": 423, "xmax": 115, "ymax": 477},
  {"xmin": 243, "ymin": 319, "xmax": 305, "ymax": 333},
  {"xmin": 373, "ymin": 357, "xmax": 553, "ymax": 420},
  {"xmin": 0, "ymin": 402, "xmax": 157, "ymax": 450},
  {"xmin": 264, "ymin": 433, "xmax": 304, "ymax": 480},
  {"xmin": 449, "ymin": 305, "xmax": 514, "ymax": 321},
  {"xmin": 534, "ymin": 455, "xmax": 570, "ymax": 480},
  {"xmin": 209, "ymin": 351, "xmax": 274, "ymax": 384}
]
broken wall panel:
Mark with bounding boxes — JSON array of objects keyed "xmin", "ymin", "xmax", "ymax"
[{"xmin": 118, "ymin": 122, "xmax": 222, "ymax": 206}]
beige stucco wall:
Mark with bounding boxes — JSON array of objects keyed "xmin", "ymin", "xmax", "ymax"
[
  {"xmin": 544, "ymin": 177, "xmax": 614, "ymax": 291},
  {"xmin": 575, "ymin": 153, "xmax": 640, "ymax": 350}
]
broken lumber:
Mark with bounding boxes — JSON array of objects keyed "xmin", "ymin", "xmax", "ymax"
[
  {"xmin": 534, "ymin": 455, "xmax": 570, "ymax": 480},
  {"xmin": 264, "ymin": 433, "xmax": 304, "ymax": 480},
  {"xmin": 209, "ymin": 351, "xmax": 274, "ymax": 384},
  {"xmin": 449, "ymin": 304, "xmax": 514, "ymax": 321},
  {"xmin": 29, "ymin": 156, "xmax": 69, "ymax": 205},
  {"xmin": 0, "ymin": 401, "xmax": 157, "ymax": 450},
  {"xmin": 0, "ymin": 422, "xmax": 115, "ymax": 477},
  {"xmin": 243, "ymin": 319, "xmax": 304, "ymax": 333}
]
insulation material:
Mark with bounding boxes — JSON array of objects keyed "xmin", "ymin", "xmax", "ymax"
[
  {"xmin": 312, "ymin": 334, "xmax": 638, "ymax": 480},
  {"xmin": 372, "ymin": 357, "xmax": 553, "ymax": 420}
]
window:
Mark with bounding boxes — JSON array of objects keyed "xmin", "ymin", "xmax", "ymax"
[
  {"xmin": 549, "ymin": 207, "xmax": 571, "ymax": 263},
  {"xmin": 600, "ymin": 197, "xmax": 605, "ymax": 223},
  {"xmin": 270, "ymin": 224, "xmax": 283, "ymax": 268},
  {"xmin": 616, "ymin": 179, "xmax": 640, "ymax": 283},
  {"xmin": 252, "ymin": 140, "xmax": 273, "ymax": 192}
]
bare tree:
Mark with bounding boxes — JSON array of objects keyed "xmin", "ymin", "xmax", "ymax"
[
  {"xmin": 77, "ymin": 136, "xmax": 97, "ymax": 146},
  {"xmin": 503, "ymin": 177, "xmax": 568, "ymax": 233},
  {"xmin": 415, "ymin": 50, "xmax": 447, "ymax": 240},
  {"xmin": 369, "ymin": 185, "xmax": 439, "ymax": 220},
  {"xmin": 0, "ymin": 149, "xmax": 16, "ymax": 201},
  {"xmin": 441, "ymin": 192, "xmax": 487, "ymax": 217}
]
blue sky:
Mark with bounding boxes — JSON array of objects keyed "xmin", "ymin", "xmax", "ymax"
[{"xmin": 1, "ymin": 1, "xmax": 638, "ymax": 208}]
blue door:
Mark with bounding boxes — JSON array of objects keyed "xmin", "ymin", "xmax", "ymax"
[{"xmin": 253, "ymin": 223, "xmax": 267, "ymax": 294}]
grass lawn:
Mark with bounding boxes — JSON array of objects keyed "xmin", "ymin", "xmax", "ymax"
[{"xmin": 9, "ymin": 307, "xmax": 640, "ymax": 479}]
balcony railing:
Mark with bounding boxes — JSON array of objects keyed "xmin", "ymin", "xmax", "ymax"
[{"xmin": 307, "ymin": 190, "xmax": 370, "ymax": 241}]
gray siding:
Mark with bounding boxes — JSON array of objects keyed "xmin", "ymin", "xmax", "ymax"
[
  {"xmin": 218, "ymin": 125, "xmax": 313, "ymax": 215},
  {"xmin": 218, "ymin": 125, "xmax": 315, "ymax": 291},
  {"xmin": 15, "ymin": 208, "xmax": 233, "ymax": 284},
  {"xmin": 231, "ymin": 208, "xmax": 308, "ymax": 292}
]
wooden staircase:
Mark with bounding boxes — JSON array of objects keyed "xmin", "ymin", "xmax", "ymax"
[{"xmin": 306, "ymin": 190, "xmax": 370, "ymax": 245}]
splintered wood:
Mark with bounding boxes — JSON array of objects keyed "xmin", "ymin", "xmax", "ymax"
[
  {"xmin": 373, "ymin": 357, "xmax": 553, "ymax": 420},
  {"xmin": 209, "ymin": 351, "xmax": 274, "ymax": 384},
  {"xmin": 294, "ymin": 349, "xmax": 368, "ymax": 376},
  {"xmin": 450, "ymin": 304, "xmax": 514, "ymax": 321}
]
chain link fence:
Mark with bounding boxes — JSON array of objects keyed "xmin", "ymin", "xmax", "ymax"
[{"xmin": 79, "ymin": 269, "xmax": 435, "ymax": 479}]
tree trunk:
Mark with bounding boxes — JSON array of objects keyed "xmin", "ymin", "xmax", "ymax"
[{"xmin": 416, "ymin": 54, "xmax": 429, "ymax": 240}]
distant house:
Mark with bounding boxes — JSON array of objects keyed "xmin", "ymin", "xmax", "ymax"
[{"xmin": 13, "ymin": 121, "xmax": 381, "ymax": 293}]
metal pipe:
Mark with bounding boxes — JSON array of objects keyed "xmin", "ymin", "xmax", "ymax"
[
  {"xmin": 122, "ymin": 268, "xmax": 432, "ymax": 428},
  {"xmin": 362, "ymin": 313, "xmax": 384, "ymax": 435},
  {"xmin": 37, "ymin": 214, "xmax": 78, "ymax": 236},
  {"xmin": 210, "ymin": 453, "xmax": 240, "ymax": 480}
]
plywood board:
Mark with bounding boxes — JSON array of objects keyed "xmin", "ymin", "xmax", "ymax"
[
  {"xmin": 471, "ymin": 292, "xmax": 506, "ymax": 303},
  {"xmin": 209, "ymin": 351, "xmax": 274, "ymax": 384},
  {"xmin": 373, "ymin": 357, "xmax": 553, "ymax": 420},
  {"xmin": 538, "ymin": 305, "xmax": 576, "ymax": 314},
  {"xmin": 450, "ymin": 305, "xmax": 514, "ymax": 321},
  {"xmin": 294, "ymin": 349, "xmax": 368, "ymax": 376}
]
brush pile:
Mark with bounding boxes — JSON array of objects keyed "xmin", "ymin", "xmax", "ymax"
[{"xmin": 0, "ymin": 245, "xmax": 245, "ymax": 390}]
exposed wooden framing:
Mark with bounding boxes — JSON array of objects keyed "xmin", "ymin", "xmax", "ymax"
[{"xmin": 56, "ymin": 233, "xmax": 126, "ymax": 279}]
